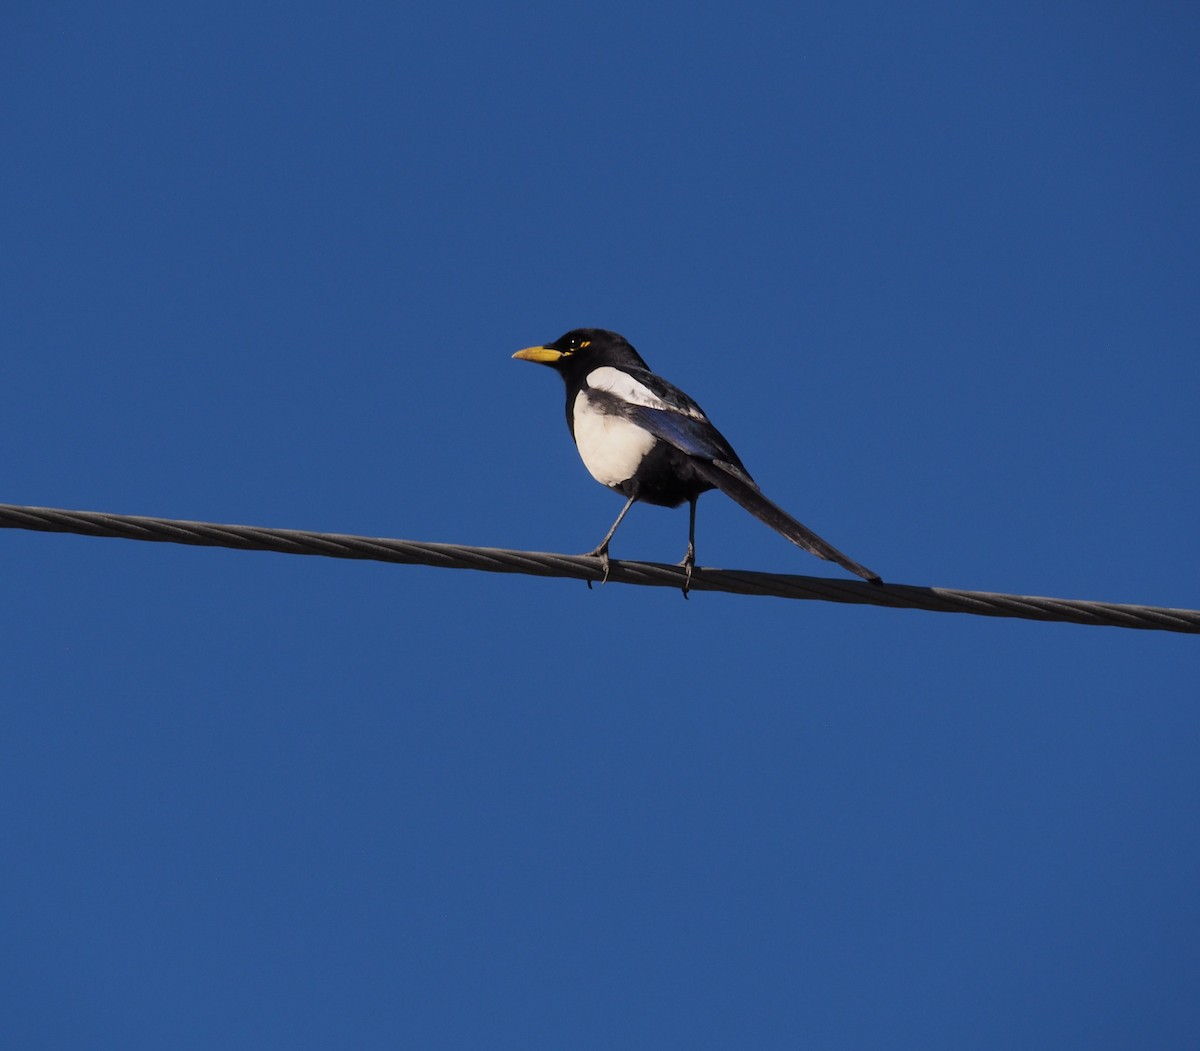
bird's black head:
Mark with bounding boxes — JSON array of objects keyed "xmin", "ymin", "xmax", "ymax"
[{"xmin": 512, "ymin": 328, "xmax": 650, "ymax": 377}]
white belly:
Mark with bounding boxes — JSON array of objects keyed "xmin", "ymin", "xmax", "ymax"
[{"xmin": 572, "ymin": 389, "xmax": 656, "ymax": 488}]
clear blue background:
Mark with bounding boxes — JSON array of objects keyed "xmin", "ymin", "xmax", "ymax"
[{"xmin": 3, "ymin": 3, "xmax": 1198, "ymax": 1047}]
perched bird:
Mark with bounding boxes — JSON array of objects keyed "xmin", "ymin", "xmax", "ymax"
[{"xmin": 513, "ymin": 328, "xmax": 882, "ymax": 594}]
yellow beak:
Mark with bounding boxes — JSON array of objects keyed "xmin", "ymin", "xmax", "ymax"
[{"xmin": 512, "ymin": 345, "xmax": 564, "ymax": 364}]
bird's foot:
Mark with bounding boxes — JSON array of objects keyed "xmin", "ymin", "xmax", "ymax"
[
  {"xmin": 584, "ymin": 544, "xmax": 611, "ymax": 589},
  {"xmin": 677, "ymin": 544, "xmax": 696, "ymax": 599}
]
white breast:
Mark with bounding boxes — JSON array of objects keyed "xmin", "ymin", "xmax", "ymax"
[{"xmin": 572, "ymin": 388, "xmax": 656, "ymax": 488}]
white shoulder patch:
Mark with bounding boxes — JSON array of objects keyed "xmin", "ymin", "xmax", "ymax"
[{"xmin": 584, "ymin": 366, "xmax": 705, "ymax": 419}]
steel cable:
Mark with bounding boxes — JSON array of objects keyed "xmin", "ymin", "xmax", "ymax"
[{"xmin": 1, "ymin": 502, "xmax": 1196, "ymax": 633}]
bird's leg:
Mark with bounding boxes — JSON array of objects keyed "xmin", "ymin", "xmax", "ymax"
[
  {"xmin": 586, "ymin": 492, "xmax": 637, "ymax": 588},
  {"xmin": 677, "ymin": 495, "xmax": 698, "ymax": 598}
]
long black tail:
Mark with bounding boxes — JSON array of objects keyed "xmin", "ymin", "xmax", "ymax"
[{"xmin": 692, "ymin": 460, "xmax": 882, "ymax": 585}]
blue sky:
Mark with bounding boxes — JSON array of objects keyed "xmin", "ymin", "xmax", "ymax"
[{"xmin": 3, "ymin": 3, "xmax": 1198, "ymax": 1047}]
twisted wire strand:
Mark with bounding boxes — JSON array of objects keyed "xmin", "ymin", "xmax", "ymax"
[{"xmin": 1, "ymin": 502, "xmax": 1196, "ymax": 634}]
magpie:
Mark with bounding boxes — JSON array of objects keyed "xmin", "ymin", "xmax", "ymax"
[{"xmin": 513, "ymin": 328, "xmax": 882, "ymax": 594}]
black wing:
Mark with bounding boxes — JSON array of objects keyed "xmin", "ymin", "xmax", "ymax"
[{"xmin": 613, "ymin": 367, "xmax": 751, "ymax": 474}]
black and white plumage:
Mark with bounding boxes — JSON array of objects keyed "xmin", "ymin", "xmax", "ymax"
[{"xmin": 513, "ymin": 328, "xmax": 881, "ymax": 593}]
